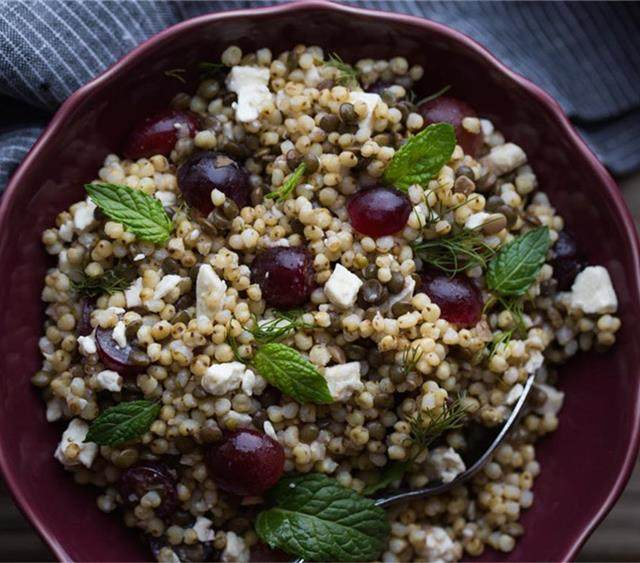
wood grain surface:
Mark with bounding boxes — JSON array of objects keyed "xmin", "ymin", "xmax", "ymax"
[{"xmin": 2, "ymin": 174, "xmax": 639, "ymax": 562}]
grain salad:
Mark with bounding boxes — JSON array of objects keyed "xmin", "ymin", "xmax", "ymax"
[{"xmin": 34, "ymin": 44, "xmax": 621, "ymax": 563}]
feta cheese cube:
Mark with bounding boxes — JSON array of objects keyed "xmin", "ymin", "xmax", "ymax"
[
  {"xmin": 417, "ymin": 526, "xmax": 461, "ymax": 563},
  {"xmin": 193, "ymin": 516, "xmax": 215, "ymax": 542},
  {"xmin": 73, "ymin": 199, "xmax": 97, "ymax": 230},
  {"xmin": 222, "ymin": 531, "xmax": 249, "ymax": 562},
  {"xmin": 569, "ymin": 265, "xmax": 618, "ymax": 314},
  {"xmin": 54, "ymin": 419, "xmax": 98, "ymax": 468},
  {"xmin": 427, "ymin": 446, "xmax": 466, "ymax": 483},
  {"xmin": 324, "ymin": 264, "xmax": 363, "ymax": 309},
  {"xmin": 201, "ymin": 361, "xmax": 246, "ymax": 395},
  {"xmin": 96, "ymin": 370, "xmax": 122, "ymax": 392},
  {"xmin": 482, "ymin": 143, "xmax": 527, "ymax": 176},
  {"xmin": 112, "ymin": 321, "xmax": 127, "ymax": 349},
  {"xmin": 153, "ymin": 274, "xmax": 182, "ymax": 300},
  {"xmin": 125, "ymin": 277, "xmax": 143, "ymax": 308},
  {"xmin": 533, "ymin": 383, "xmax": 565, "ymax": 416},
  {"xmin": 77, "ymin": 334, "xmax": 97, "ymax": 356},
  {"xmin": 196, "ymin": 264, "xmax": 227, "ymax": 320},
  {"xmin": 349, "ymin": 91, "xmax": 382, "ymax": 137},
  {"xmin": 323, "ymin": 362, "xmax": 363, "ymax": 401},
  {"xmin": 226, "ymin": 66, "xmax": 273, "ymax": 123}
]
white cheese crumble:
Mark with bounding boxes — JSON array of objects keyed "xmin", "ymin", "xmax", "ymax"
[
  {"xmin": 73, "ymin": 199, "xmax": 97, "ymax": 230},
  {"xmin": 54, "ymin": 419, "xmax": 98, "ymax": 468},
  {"xmin": 222, "ymin": 531, "xmax": 250, "ymax": 562},
  {"xmin": 154, "ymin": 190, "xmax": 177, "ymax": 207},
  {"xmin": 196, "ymin": 264, "xmax": 227, "ymax": 320},
  {"xmin": 569, "ymin": 265, "xmax": 618, "ymax": 314},
  {"xmin": 349, "ymin": 91, "xmax": 382, "ymax": 137},
  {"xmin": 263, "ymin": 421, "xmax": 278, "ymax": 441},
  {"xmin": 533, "ymin": 383, "xmax": 565, "ymax": 416},
  {"xmin": 112, "ymin": 320, "xmax": 127, "ymax": 349},
  {"xmin": 417, "ymin": 526, "xmax": 460, "ymax": 562},
  {"xmin": 153, "ymin": 274, "xmax": 182, "ymax": 300},
  {"xmin": 524, "ymin": 350, "xmax": 544, "ymax": 374},
  {"xmin": 323, "ymin": 362, "xmax": 363, "ymax": 401},
  {"xmin": 226, "ymin": 66, "xmax": 273, "ymax": 123},
  {"xmin": 427, "ymin": 446, "xmax": 466, "ymax": 483},
  {"xmin": 125, "ymin": 277, "xmax": 143, "ymax": 308},
  {"xmin": 96, "ymin": 370, "xmax": 122, "ymax": 392},
  {"xmin": 324, "ymin": 263, "xmax": 363, "ymax": 309},
  {"xmin": 482, "ymin": 143, "xmax": 527, "ymax": 176},
  {"xmin": 77, "ymin": 334, "xmax": 97, "ymax": 356},
  {"xmin": 58, "ymin": 220, "xmax": 74, "ymax": 242},
  {"xmin": 201, "ymin": 361, "xmax": 248, "ymax": 396},
  {"xmin": 193, "ymin": 516, "xmax": 215, "ymax": 542}
]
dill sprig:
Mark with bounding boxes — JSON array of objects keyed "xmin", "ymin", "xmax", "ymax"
[
  {"xmin": 487, "ymin": 329, "xmax": 514, "ymax": 359},
  {"xmin": 71, "ymin": 263, "xmax": 135, "ymax": 298},
  {"xmin": 416, "ymin": 84, "xmax": 451, "ymax": 106},
  {"xmin": 249, "ymin": 309, "xmax": 315, "ymax": 345},
  {"xmin": 401, "ymin": 346, "xmax": 423, "ymax": 377},
  {"xmin": 164, "ymin": 68, "xmax": 187, "ymax": 83},
  {"xmin": 413, "ymin": 227, "xmax": 496, "ymax": 275},
  {"xmin": 265, "ymin": 162, "xmax": 306, "ymax": 203},
  {"xmin": 198, "ymin": 61, "xmax": 226, "ymax": 78},
  {"xmin": 324, "ymin": 53, "xmax": 360, "ymax": 88},
  {"xmin": 407, "ymin": 393, "xmax": 468, "ymax": 450}
]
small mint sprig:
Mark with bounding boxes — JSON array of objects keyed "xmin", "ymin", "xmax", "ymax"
[
  {"xmin": 85, "ymin": 400, "xmax": 160, "ymax": 446},
  {"xmin": 85, "ymin": 183, "xmax": 173, "ymax": 245}
]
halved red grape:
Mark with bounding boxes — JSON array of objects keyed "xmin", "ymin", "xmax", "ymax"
[
  {"xmin": 123, "ymin": 109, "xmax": 199, "ymax": 160},
  {"xmin": 205, "ymin": 429, "xmax": 284, "ymax": 496},
  {"xmin": 251, "ymin": 247, "xmax": 315, "ymax": 309},
  {"xmin": 550, "ymin": 230, "xmax": 587, "ymax": 290},
  {"xmin": 95, "ymin": 326, "xmax": 145, "ymax": 376},
  {"xmin": 178, "ymin": 151, "xmax": 250, "ymax": 214},
  {"xmin": 420, "ymin": 270, "xmax": 482, "ymax": 326},
  {"xmin": 347, "ymin": 186, "xmax": 411, "ymax": 237},
  {"xmin": 418, "ymin": 96, "xmax": 483, "ymax": 157},
  {"xmin": 118, "ymin": 461, "xmax": 178, "ymax": 518}
]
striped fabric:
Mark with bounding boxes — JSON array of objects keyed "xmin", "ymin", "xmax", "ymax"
[{"xmin": 1, "ymin": 0, "xmax": 639, "ymax": 190}]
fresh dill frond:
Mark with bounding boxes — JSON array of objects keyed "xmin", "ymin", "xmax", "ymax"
[
  {"xmin": 401, "ymin": 346, "xmax": 424, "ymax": 377},
  {"xmin": 407, "ymin": 394, "xmax": 468, "ymax": 450},
  {"xmin": 164, "ymin": 68, "xmax": 187, "ymax": 83},
  {"xmin": 416, "ymin": 84, "xmax": 451, "ymax": 106},
  {"xmin": 71, "ymin": 263, "xmax": 135, "ymax": 298},
  {"xmin": 324, "ymin": 53, "xmax": 360, "ymax": 88},
  {"xmin": 413, "ymin": 227, "xmax": 496, "ymax": 275},
  {"xmin": 488, "ymin": 329, "xmax": 514, "ymax": 359},
  {"xmin": 265, "ymin": 162, "xmax": 307, "ymax": 203},
  {"xmin": 250, "ymin": 309, "xmax": 315, "ymax": 345}
]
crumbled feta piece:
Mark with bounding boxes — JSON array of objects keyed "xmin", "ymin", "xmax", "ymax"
[
  {"xmin": 240, "ymin": 368, "xmax": 264, "ymax": 396},
  {"xmin": 323, "ymin": 362, "xmax": 363, "ymax": 401},
  {"xmin": 73, "ymin": 199, "xmax": 97, "ymax": 230},
  {"xmin": 193, "ymin": 516, "xmax": 215, "ymax": 542},
  {"xmin": 416, "ymin": 526, "xmax": 461, "ymax": 562},
  {"xmin": 133, "ymin": 253, "xmax": 145, "ymax": 261},
  {"xmin": 533, "ymin": 383, "xmax": 565, "ymax": 416},
  {"xmin": 201, "ymin": 361, "xmax": 247, "ymax": 395},
  {"xmin": 96, "ymin": 370, "xmax": 122, "ymax": 392},
  {"xmin": 263, "ymin": 421, "xmax": 278, "ymax": 441},
  {"xmin": 54, "ymin": 419, "xmax": 98, "ymax": 468},
  {"xmin": 153, "ymin": 274, "xmax": 182, "ymax": 300},
  {"xmin": 349, "ymin": 91, "xmax": 382, "ymax": 136},
  {"xmin": 465, "ymin": 211, "xmax": 491, "ymax": 231},
  {"xmin": 524, "ymin": 350, "xmax": 544, "ymax": 374},
  {"xmin": 154, "ymin": 190, "xmax": 177, "ymax": 207},
  {"xmin": 196, "ymin": 264, "xmax": 227, "ymax": 320},
  {"xmin": 427, "ymin": 447, "xmax": 466, "ymax": 483},
  {"xmin": 46, "ymin": 398, "xmax": 64, "ymax": 422},
  {"xmin": 77, "ymin": 334, "xmax": 97, "ymax": 356},
  {"xmin": 482, "ymin": 143, "xmax": 527, "ymax": 176},
  {"xmin": 569, "ymin": 266, "xmax": 618, "ymax": 314},
  {"xmin": 226, "ymin": 66, "xmax": 273, "ymax": 123},
  {"xmin": 58, "ymin": 220, "xmax": 74, "ymax": 242},
  {"xmin": 222, "ymin": 531, "xmax": 249, "ymax": 562},
  {"xmin": 125, "ymin": 277, "xmax": 143, "ymax": 308},
  {"xmin": 112, "ymin": 321, "xmax": 127, "ymax": 349},
  {"xmin": 324, "ymin": 264, "xmax": 363, "ymax": 309},
  {"xmin": 480, "ymin": 118, "xmax": 495, "ymax": 136},
  {"xmin": 93, "ymin": 307, "xmax": 125, "ymax": 325},
  {"xmin": 505, "ymin": 383, "xmax": 524, "ymax": 406}
]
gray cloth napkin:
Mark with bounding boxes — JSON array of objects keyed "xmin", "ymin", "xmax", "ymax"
[{"xmin": 1, "ymin": 0, "xmax": 639, "ymax": 190}]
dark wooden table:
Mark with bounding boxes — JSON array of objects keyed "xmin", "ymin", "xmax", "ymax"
[{"xmin": 2, "ymin": 174, "xmax": 639, "ymax": 562}]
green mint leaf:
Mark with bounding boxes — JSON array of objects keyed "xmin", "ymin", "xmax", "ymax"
[
  {"xmin": 85, "ymin": 400, "xmax": 160, "ymax": 446},
  {"xmin": 487, "ymin": 226, "xmax": 551, "ymax": 297},
  {"xmin": 85, "ymin": 183, "xmax": 173, "ymax": 244},
  {"xmin": 253, "ymin": 343, "xmax": 333, "ymax": 404},
  {"xmin": 256, "ymin": 473, "xmax": 389, "ymax": 561},
  {"xmin": 362, "ymin": 461, "xmax": 409, "ymax": 496},
  {"xmin": 265, "ymin": 163, "xmax": 306, "ymax": 203},
  {"xmin": 383, "ymin": 122, "xmax": 456, "ymax": 191}
]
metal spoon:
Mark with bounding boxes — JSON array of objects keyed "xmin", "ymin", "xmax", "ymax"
[{"xmin": 373, "ymin": 371, "xmax": 535, "ymax": 508}]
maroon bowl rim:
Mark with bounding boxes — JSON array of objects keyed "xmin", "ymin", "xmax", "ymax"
[{"xmin": 2, "ymin": 1, "xmax": 639, "ymax": 561}]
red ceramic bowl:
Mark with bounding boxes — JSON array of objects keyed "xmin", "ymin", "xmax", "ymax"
[{"xmin": 1, "ymin": 2, "xmax": 639, "ymax": 562}]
